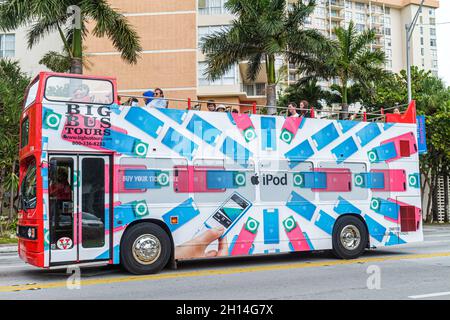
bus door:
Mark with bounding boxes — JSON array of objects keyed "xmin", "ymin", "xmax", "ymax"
[{"xmin": 48, "ymin": 155, "xmax": 111, "ymax": 264}]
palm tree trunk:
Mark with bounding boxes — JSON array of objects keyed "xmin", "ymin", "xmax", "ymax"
[
  {"xmin": 70, "ymin": 28, "xmax": 83, "ymax": 74},
  {"xmin": 266, "ymin": 55, "xmax": 277, "ymax": 115},
  {"xmin": 340, "ymin": 80, "xmax": 349, "ymax": 120}
]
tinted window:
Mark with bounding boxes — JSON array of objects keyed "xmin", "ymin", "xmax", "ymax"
[
  {"xmin": 20, "ymin": 158, "xmax": 37, "ymax": 210},
  {"xmin": 20, "ymin": 117, "xmax": 29, "ymax": 148},
  {"xmin": 45, "ymin": 76, "xmax": 114, "ymax": 105},
  {"xmin": 81, "ymin": 158, "xmax": 105, "ymax": 248},
  {"xmin": 24, "ymin": 80, "xmax": 39, "ymax": 109}
]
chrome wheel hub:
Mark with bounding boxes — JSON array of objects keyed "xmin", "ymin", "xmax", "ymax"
[
  {"xmin": 132, "ymin": 234, "xmax": 161, "ymax": 265},
  {"xmin": 340, "ymin": 225, "xmax": 361, "ymax": 250}
]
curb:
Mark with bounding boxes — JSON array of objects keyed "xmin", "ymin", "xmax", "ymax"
[{"xmin": 0, "ymin": 245, "xmax": 18, "ymax": 254}]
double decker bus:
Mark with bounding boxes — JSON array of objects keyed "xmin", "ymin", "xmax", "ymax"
[{"xmin": 17, "ymin": 72, "xmax": 423, "ymax": 274}]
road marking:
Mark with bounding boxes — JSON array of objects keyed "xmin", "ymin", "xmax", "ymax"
[
  {"xmin": 0, "ymin": 251, "xmax": 449, "ymax": 293},
  {"xmin": 409, "ymin": 291, "xmax": 450, "ymax": 299}
]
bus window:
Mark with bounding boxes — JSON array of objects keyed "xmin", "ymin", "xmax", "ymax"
[
  {"xmin": 49, "ymin": 158, "xmax": 74, "ymax": 249},
  {"xmin": 81, "ymin": 158, "xmax": 105, "ymax": 248},
  {"xmin": 24, "ymin": 80, "xmax": 39, "ymax": 109},
  {"xmin": 44, "ymin": 76, "xmax": 114, "ymax": 105},
  {"xmin": 20, "ymin": 158, "xmax": 37, "ymax": 210},
  {"xmin": 20, "ymin": 117, "xmax": 29, "ymax": 148}
]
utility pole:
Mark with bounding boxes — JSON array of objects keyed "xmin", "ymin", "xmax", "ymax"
[{"xmin": 405, "ymin": 0, "xmax": 425, "ymax": 102}]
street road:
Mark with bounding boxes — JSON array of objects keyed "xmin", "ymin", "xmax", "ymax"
[{"xmin": 0, "ymin": 225, "xmax": 449, "ymax": 300}]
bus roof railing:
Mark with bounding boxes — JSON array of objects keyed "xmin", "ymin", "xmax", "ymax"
[{"xmin": 117, "ymin": 93, "xmax": 412, "ymax": 123}]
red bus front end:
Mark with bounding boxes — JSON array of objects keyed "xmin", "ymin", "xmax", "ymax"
[{"xmin": 18, "ymin": 73, "xmax": 46, "ymax": 267}]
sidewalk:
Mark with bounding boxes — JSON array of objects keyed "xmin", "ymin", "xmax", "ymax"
[{"xmin": 0, "ymin": 243, "xmax": 17, "ymax": 254}]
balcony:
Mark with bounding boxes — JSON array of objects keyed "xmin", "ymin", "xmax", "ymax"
[
  {"xmin": 373, "ymin": 27, "xmax": 384, "ymax": 37},
  {"xmin": 330, "ymin": 10, "xmax": 345, "ymax": 21},
  {"xmin": 327, "ymin": 0, "xmax": 345, "ymax": 10},
  {"xmin": 372, "ymin": 40, "xmax": 384, "ymax": 48}
]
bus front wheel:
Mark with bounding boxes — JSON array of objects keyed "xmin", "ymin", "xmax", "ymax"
[
  {"xmin": 121, "ymin": 222, "xmax": 171, "ymax": 274},
  {"xmin": 332, "ymin": 216, "xmax": 368, "ymax": 259}
]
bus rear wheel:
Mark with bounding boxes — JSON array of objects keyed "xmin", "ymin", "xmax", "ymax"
[
  {"xmin": 121, "ymin": 222, "xmax": 171, "ymax": 274},
  {"xmin": 332, "ymin": 216, "xmax": 368, "ymax": 259}
]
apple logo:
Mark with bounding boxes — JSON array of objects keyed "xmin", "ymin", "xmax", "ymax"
[{"xmin": 250, "ymin": 174, "xmax": 260, "ymax": 186}]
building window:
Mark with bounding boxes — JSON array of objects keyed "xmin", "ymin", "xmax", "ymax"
[
  {"xmin": 244, "ymin": 83, "xmax": 265, "ymax": 97},
  {"xmin": 386, "ymin": 60, "xmax": 392, "ymax": 69},
  {"xmin": 355, "ymin": 2, "xmax": 365, "ymax": 11},
  {"xmin": 431, "ymin": 49, "xmax": 437, "ymax": 58},
  {"xmin": 356, "ymin": 13, "xmax": 365, "ymax": 23},
  {"xmin": 198, "ymin": 62, "xmax": 236, "ymax": 86},
  {"xmin": 430, "ymin": 28, "xmax": 436, "ymax": 37},
  {"xmin": 356, "ymin": 23, "xmax": 365, "ymax": 33},
  {"xmin": 198, "ymin": 0, "xmax": 227, "ymax": 15},
  {"xmin": 345, "ymin": 1, "xmax": 352, "ymax": 9},
  {"xmin": 384, "ymin": 28, "xmax": 391, "ymax": 36},
  {"xmin": 384, "ymin": 16, "xmax": 391, "ymax": 26},
  {"xmin": 384, "ymin": 7, "xmax": 390, "ymax": 14},
  {"xmin": 420, "ymin": 26, "xmax": 423, "ymax": 35},
  {"xmin": 421, "ymin": 58, "xmax": 425, "ymax": 67},
  {"xmin": 386, "ymin": 49, "xmax": 392, "ymax": 59},
  {"xmin": 432, "ymin": 60, "xmax": 438, "ymax": 69},
  {"xmin": 421, "ymin": 48, "xmax": 424, "ymax": 56},
  {"xmin": 0, "ymin": 34, "xmax": 15, "ymax": 58},
  {"xmin": 420, "ymin": 37, "xmax": 424, "ymax": 45},
  {"xmin": 315, "ymin": 18, "xmax": 326, "ymax": 29},
  {"xmin": 429, "ymin": 9, "xmax": 434, "ymax": 16},
  {"xmin": 198, "ymin": 25, "xmax": 229, "ymax": 47},
  {"xmin": 430, "ymin": 39, "xmax": 437, "ymax": 47},
  {"xmin": 386, "ymin": 38, "xmax": 392, "ymax": 47},
  {"xmin": 429, "ymin": 17, "xmax": 435, "ymax": 25},
  {"xmin": 315, "ymin": 7, "xmax": 326, "ymax": 17},
  {"xmin": 345, "ymin": 11, "xmax": 352, "ymax": 20}
]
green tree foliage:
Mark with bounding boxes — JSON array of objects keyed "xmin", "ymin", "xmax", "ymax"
[
  {"xmin": 0, "ymin": 0, "xmax": 142, "ymax": 74},
  {"xmin": 201, "ymin": 0, "xmax": 333, "ymax": 114},
  {"xmin": 277, "ymin": 78, "xmax": 329, "ymax": 111},
  {"xmin": 0, "ymin": 60, "xmax": 30, "ymax": 235},
  {"xmin": 327, "ymin": 21, "xmax": 386, "ymax": 116}
]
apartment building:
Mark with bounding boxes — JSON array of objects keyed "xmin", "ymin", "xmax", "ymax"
[
  {"xmin": 0, "ymin": 25, "xmax": 62, "ymax": 76},
  {"xmin": 82, "ymin": 0, "xmax": 440, "ymax": 107}
]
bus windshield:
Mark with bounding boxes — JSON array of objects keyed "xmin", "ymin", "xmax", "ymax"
[
  {"xmin": 44, "ymin": 76, "xmax": 114, "ymax": 105},
  {"xmin": 20, "ymin": 159, "xmax": 37, "ymax": 210}
]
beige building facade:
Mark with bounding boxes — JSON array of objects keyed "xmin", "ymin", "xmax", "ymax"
[{"xmin": 83, "ymin": 0, "xmax": 440, "ymax": 108}]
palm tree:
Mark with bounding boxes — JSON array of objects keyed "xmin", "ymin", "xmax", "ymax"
[
  {"xmin": 278, "ymin": 77, "xmax": 328, "ymax": 111},
  {"xmin": 329, "ymin": 21, "xmax": 386, "ymax": 117},
  {"xmin": 201, "ymin": 0, "xmax": 333, "ymax": 114},
  {"xmin": 0, "ymin": 0, "xmax": 142, "ymax": 74}
]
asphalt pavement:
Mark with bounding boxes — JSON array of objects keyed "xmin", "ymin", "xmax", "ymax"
[{"xmin": 0, "ymin": 224, "xmax": 449, "ymax": 300}]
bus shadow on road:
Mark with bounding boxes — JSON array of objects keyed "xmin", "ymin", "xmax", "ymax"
[
  {"xmin": 175, "ymin": 248, "xmax": 407, "ymax": 272},
  {"xmin": 14, "ymin": 248, "xmax": 411, "ymax": 281}
]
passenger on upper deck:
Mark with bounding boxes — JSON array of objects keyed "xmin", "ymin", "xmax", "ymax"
[
  {"xmin": 299, "ymin": 100, "xmax": 310, "ymax": 117},
  {"xmin": 216, "ymin": 105, "xmax": 226, "ymax": 112},
  {"xmin": 287, "ymin": 102, "xmax": 300, "ymax": 118},
  {"xmin": 207, "ymin": 100, "xmax": 217, "ymax": 112},
  {"xmin": 393, "ymin": 108, "xmax": 400, "ymax": 115},
  {"xmin": 144, "ymin": 88, "xmax": 168, "ymax": 108},
  {"xmin": 71, "ymin": 84, "xmax": 91, "ymax": 103}
]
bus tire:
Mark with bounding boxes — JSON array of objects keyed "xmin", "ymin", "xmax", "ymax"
[
  {"xmin": 332, "ymin": 215, "xmax": 368, "ymax": 260},
  {"xmin": 120, "ymin": 222, "xmax": 171, "ymax": 275}
]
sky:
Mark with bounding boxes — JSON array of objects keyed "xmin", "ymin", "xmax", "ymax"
[{"xmin": 436, "ymin": 0, "xmax": 450, "ymax": 85}]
